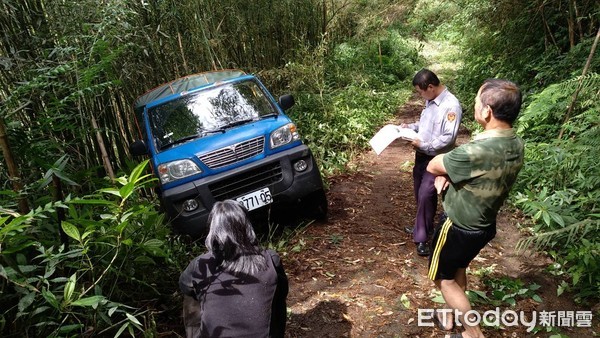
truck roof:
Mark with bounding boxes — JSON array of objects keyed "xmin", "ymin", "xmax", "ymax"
[{"xmin": 134, "ymin": 69, "xmax": 246, "ymax": 111}]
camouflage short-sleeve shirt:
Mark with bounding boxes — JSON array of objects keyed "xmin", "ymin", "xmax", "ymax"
[{"xmin": 442, "ymin": 128, "xmax": 524, "ymax": 230}]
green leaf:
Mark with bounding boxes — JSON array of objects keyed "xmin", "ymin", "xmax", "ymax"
[
  {"xmin": 129, "ymin": 160, "xmax": 150, "ymax": 184},
  {"xmin": 548, "ymin": 211, "xmax": 565, "ymax": 227},
  {"xmin": 400, "ymin": 293, "xmax": 410, "ymax": 309},
  {"xmin": 99, "ymin": 311, "xmax": 112, "ymax": 326},
  {"xmin": 81, "ymin": 230, "xmax": 94, "ymax": 240},
  {"xmin": 119, "ymin": 183, "xmax": 134, "ymax": 200},
  {"xmin": 143, "ymin": 239, "xmax": 165, "ymax": 256},
  {"xmin": 116, "ymin": 177, "xmax": 128, "ymax": 185},
  {"xmin": 0, "ymin": 215, "xmax": 11, "ymax": 227},
  {"xmin": 42, "ymin": 288, "xmax": 59, "ymax": 310},
  {"xmin": 100, "ymin": 213, "xmax": 116, "ymax": 220},
  {"xmin": 542, "ymin": 211, "xmax": 551, "ymax": 226},
  {"xmin": 61, "ymin": 221, "xmax": 81, "ymax": 241},
  {"xmin": 18, "ymin": 292, "xmax": 35, "ymax": 313},
  {"xmin": 469, "ymin": 290, "xmax": 489, "ymax": 300},
  {"xmin": 126, "ymin": 313, "xmax": 142, "ymax": 326},
  {"xmin": 120, "ymin": 211, "xmax": 134, "ymax": 223},
  {"xmin": 0, "ymin": 264, "xmax": 19, "ymax": 279},
  {"xmin": 30, "ymin": 306, "xmax": 51, "ymax": 316},
  {"xmin": 52, "ymin": 170, "xmax": 79, "ymax": 187},
  {"xmin": 116, "ymin": 220, "xmax": 130, "ymax": 234},
  {"xmin": 17, "ymin": 264, "xmax": 37, "ymax": 273},
  {"xmin": 0, "ymin": 240, "xmax": 37, "ymax": 254},
  {"xmin": 144, "ymin": 238, "xmax": 164, "ymax": 249},
  {"xmin": 58, "ymin": 323, "xmax": 84, "ymax": 333},
  {"xmin": 71, "ymin": 295, "xmax": 105, "ymax": 308},
  {"xmin": 532, "ymin": 294, "xmax": 542, "ymax": 303},
  {"xmin": 572, "ymin": 271, "xmax": 581, "ymax": 285},
  {"xmin": 99, "ymin": 188, "xmax": 122, "ymax": 197},
  {"xmin": 115, "ymin": 322, "xmax": 129, "ymax": 338},
  {"xmin": 64, "ymin": 273, "xmax": 76, "ymax": 303},
  {"xmin": 44, "ymin": 266, "xmax": 56, "ymax": 279}
]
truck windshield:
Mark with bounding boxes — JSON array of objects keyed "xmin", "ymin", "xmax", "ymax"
[{"xmin": 148, "ymin": 80, "xmax": 277, "ymax": 151}]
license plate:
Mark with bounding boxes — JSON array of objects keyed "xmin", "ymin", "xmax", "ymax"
[{"xmin": 235, "ymin": 187, "xmax": 273, "ymax": 211}]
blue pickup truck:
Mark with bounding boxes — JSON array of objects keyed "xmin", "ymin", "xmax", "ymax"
[{"xmin": 129, "ymin": 70, "xmax": 327, "ymax": 237}]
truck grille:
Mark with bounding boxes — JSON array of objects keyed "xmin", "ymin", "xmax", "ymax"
[
  {"xmin": 198, "ymin": 136, "xmax": 265, "ymax": 169},
  {"xmin": 209, "ymin": 162, "xmax": 283, "ymax": 200}
]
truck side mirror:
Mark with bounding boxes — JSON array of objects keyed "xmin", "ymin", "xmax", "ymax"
[
  {"xmin": 278, "ymin": 94, "xmax": 295, "ymax": 111},
  {"xmin": 129, "ymin": 140, "xmax": 148, "ymax": 156}
]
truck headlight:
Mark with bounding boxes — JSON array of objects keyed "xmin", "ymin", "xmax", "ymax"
[
  {"xmin": 157, "ymin": 160, "xmax": 202, "ymax": 184},
  {"xmin": 270, "ymin": 123, "xmax": 300, "ymax": 148}
]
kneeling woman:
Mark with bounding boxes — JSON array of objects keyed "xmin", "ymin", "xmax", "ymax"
[{"xmin": 179, "ymin": 200, "xmax": 289, "ymax": 338}]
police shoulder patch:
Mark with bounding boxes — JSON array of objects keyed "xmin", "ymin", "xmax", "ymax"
[{"xmin": 447, "ymin": 112, "xmax": 456, "ymax": 122}]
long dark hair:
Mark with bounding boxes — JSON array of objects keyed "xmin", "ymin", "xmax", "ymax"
[{"xmin": 205, "ymin": 200, "xmax": 267, "ymax": 275}]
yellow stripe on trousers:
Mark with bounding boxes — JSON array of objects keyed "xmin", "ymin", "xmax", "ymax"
[{"xmin": 428, "ymin": 218, "xmax": 452, "ymax": 280}]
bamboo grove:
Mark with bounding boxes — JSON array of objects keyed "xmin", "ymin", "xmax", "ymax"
[{"xmin": 0, "ymin": 0, "xmax": 326, "ymax": 213}]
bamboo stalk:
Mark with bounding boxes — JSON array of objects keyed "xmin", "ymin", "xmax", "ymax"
[
  {"xmin": 178, "ymin": 32, "xmax": 190, "ymax": 74},
  {"xmin": 91, "ymin": 115, "xmax": 115, "ymax": 181},
  {"xmin": 0, "ymin": 118, "xmax": 29, "ymax": 213}
]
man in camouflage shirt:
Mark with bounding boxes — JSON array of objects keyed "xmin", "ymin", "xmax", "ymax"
[{"xmin": 425, "ymin": 79, "xmax": 524, "ymax": 338}]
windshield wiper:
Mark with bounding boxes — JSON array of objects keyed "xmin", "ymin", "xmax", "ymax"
[
  {"xmin": 260, "ymin": 112, "xmax": 279, "ymax": 119},
  {"xmin": 159, "ymin": 134, "xmax": 200, "ymax": 150},
  {"xmin": 200, "ymin": 128, "xmax": 226, "ymax": 136},
  {"xmin": 219, "ymin": 118, "xmax": 256, "ymax": 130}
]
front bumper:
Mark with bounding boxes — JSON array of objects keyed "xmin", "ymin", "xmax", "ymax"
[{"xmin": 160, "ymin": 145, "xmax": 324, "ymax": 237}]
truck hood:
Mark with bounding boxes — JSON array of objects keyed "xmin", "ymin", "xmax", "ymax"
[{"xmin": 152, "ymin": 116, "xmax": 295, "ymax": 172}]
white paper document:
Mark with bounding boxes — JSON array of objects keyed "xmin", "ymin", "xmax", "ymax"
[{"xmin": 369, "ymin": 124, "xmax": 417, "ymax": 155}]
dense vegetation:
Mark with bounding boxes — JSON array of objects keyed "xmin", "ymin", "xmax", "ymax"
[
  {"xmin": 442, "ymin": 0, "xmax": 600, "ymax": 302},
  {"xmin": 1, "ymin": 0, "xmax": 598, "ymax": 336}
]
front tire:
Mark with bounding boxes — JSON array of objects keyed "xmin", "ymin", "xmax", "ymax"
[{"xmin": 305, "ymin": 189, "xmax": 328, "ymax": 222}]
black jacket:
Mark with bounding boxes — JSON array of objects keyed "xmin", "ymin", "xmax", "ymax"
[{"xmin": 180, "ymin": 249, "xmax": 288, "ymax": 338}]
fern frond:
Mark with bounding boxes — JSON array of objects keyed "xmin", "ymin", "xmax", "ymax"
[
  {"xmin": 556, "ymin": 72, "xmax": 600, "ymax": 95},
  {"xmin": 516, "ymin": 217, "xmax": 600, "ymax": 253},
  {"xmin": 579, "ymin": 124, "xmax": 600, "ymax": 146}
]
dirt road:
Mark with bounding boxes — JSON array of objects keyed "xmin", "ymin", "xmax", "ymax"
[{"xmin": 283, "ymin": 97, "xmax": 597, "ymax": 338}]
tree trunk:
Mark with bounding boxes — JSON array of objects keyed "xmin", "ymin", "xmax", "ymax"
[
  {"xmin": 0, "ymin": 118, "xmax": 29, "ymax": 214},
  {"xmin": 572, "ymin": 0, "xmax": 583, "ymax": 41},
  {"xmin": 567, "ymin": 0, "xmax": 576, "ymax": 48}
]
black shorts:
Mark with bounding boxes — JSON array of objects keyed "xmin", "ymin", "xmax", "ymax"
[{"xmin": 428, "ymin": 217, "xmax": 496, "ymax": 281}]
